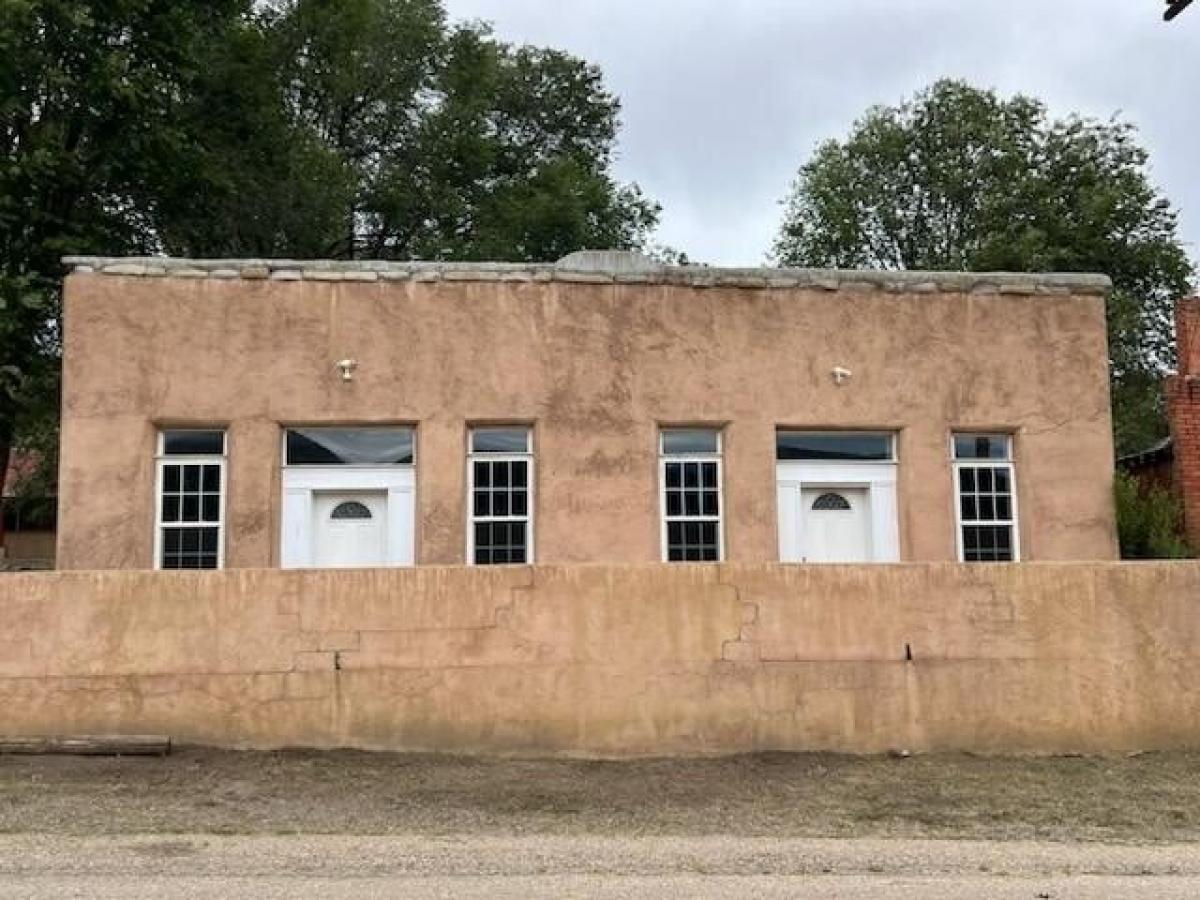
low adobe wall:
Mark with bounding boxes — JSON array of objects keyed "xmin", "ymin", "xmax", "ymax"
[{"xmin": 1, "ymin": 563, "xmax": 1198, "ymax": 756}]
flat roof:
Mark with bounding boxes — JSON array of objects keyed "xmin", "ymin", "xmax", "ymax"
[{"xmin": 62, "ymin": 251, "xmax": 1112, "ymax": 296}]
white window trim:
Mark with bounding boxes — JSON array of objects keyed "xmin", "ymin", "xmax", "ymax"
[
  {"xmin": 154, "ymin": 431, "xmax": 227, "ymax": 571},
  {"xmin": 659, "ymin": 430, "xmax": 725, "ymax": 563},
  {"xmin": 951, "ymin": 434, "xmax": 1020, "ymax": 563},
  {"xmin": 467, "ymin": 429, "xmax": 535, "ymax": 566}
]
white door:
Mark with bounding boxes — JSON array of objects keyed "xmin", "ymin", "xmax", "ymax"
[
  {"xmin": 312, "ymin": 491, "xmax": 387, "ymax": 568},
  {"xmin": 800, "ymin": 487, "xmax": 871, "ymax": 562}
]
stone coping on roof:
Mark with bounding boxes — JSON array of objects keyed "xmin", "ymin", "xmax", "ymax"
[{"xmin": 62, "ymin": 255, "xmax": 1112, "ymax": 296}]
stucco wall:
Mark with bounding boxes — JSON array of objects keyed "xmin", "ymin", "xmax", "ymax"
[
  {"xmin": 2, "ymin": 562, "xmax": 1198, "ymax": 755},
  {"xmin": 57, "ymin": 266, "xmax": 1116, "ymax": 568}
]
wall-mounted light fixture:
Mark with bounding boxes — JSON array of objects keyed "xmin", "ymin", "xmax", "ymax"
[
  {"xmin": 832, "ymin": 366, "xmax": 852, "ymax": 386},
  {"xmin": 335, "ymin": 359, "xmax": 358, "ymax": 382}
]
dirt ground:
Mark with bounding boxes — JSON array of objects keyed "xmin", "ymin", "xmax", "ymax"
[{"xmin": 2, "ymin": 748, "xmax": 1199, "ymax": 842}]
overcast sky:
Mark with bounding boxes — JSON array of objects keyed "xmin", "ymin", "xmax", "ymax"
[{"xmin": 444, "ymin": 0, "xmax": 1196, "ymax": 268}]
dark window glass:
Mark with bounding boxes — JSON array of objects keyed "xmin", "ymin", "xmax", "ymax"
[
  {"xmin": 666, "ymin": 520, "xmax": 720, "ymax": 562},
  {"xmin": 662, "ymin": 430, "xmax": 719, "ymax": 455},
  {"xmin": 162, "ymin": 430, "xmax": 225, "ymax": 456},
  {"xmin": 962, "ymin": 525, "xmax": 1014, "ymax": 562},
  {"xmin": 471, "ymin": 428, "xmax": 530, "ymax": 454},
  {"xmin": 812, "ymin": 492, "xmax": 852, "ymax": 511},
  {"xmin": 776, "ymin": 432, "xmax": 892, "ymax": 461},
  {"xmin": 161, "ymin": 526, "xmax": 220, "ymax": 569},
  {"xmin": 953, "ymin": 434, "xmax": 1011, "ymax": 461},
  {"xmin": 474, "ymin": 520, "xmax": 528, "ymax": 566},
  {"xmin": 331, "ymin": 501, "xmax": 372, "ymax": 520},
  {"xmin": 286, "ymin": 428, "xmax": 414, "ymax": 465},
  {"xmin": 183, "ymin": 466, "xmax": 201, "ymax": 493}
]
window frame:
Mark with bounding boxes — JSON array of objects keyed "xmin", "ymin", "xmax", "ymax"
[
  {"xmin": 659, "ymin": 428, "xmax": 725, "ymax": 563},
  {"xmin": 154, "ymin": 429, "xmax": 228, "ymax": 571},
  {"xmin": 467, "ymin": 426, "xmax": 534, "ymax": 566},
  {"xmin": 951, "ymin": 432, "xmax": 1020, "ymax": 563}
]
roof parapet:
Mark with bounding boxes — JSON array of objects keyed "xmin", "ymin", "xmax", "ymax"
[{"xmin": 61, "ymin": 255, "xmax": 1112, "ymax": 296}]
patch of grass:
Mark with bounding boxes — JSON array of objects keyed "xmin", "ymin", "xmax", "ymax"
[{"xmin": 2, "ymin": 749, "xmax": 1199, "ymax": 842}]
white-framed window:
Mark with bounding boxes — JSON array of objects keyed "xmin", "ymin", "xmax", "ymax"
[
  {"xmin": 468, "ymin": 426, "xmax": 533, "ymax": 565},
  {"xmin": 660, "ymin": 428, "xmax": 724, "ymax": 562},
  {"xmin": 155, "ymin": 429, "xmax": 227, "ymax": 569},
  {"xmin": 952, "ymin": 432, "xmax": 1019, "ymax": 562}
]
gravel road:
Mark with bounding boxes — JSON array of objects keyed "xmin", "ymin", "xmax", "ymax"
[{"xmin": 1, "ymin": 835, "xmax": 1199, "ymax": 898}]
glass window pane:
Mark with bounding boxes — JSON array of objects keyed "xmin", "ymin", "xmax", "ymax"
[
  {"xmin": 953, "ymin": 433, "xmax": 1011, "ymax": 460},
  {"xmin": 666, "ymin": 491, "xmax": 682, "ymax": 517},
  {"xmin": 493, "ymin": 462, "xmax": 510, "ymax": 488},
  {"xmin": 512, "ymin": 462, "xmax": 528, "ymax": 488},
  {"xmin": 776, "ymin": 432, "xmax": 892, "ymax": 461},
  {"xmin": 996, "ymin": 496, "xmax": 1012, "ymax": 521},
  {"xmin": 183, "ymin": 466, "xmax": 201, "ymax": 492},
  {"xmin": 201, "ymin": 495, "xmax": 220, "ymax": 522},
  {"xmin": 701, "ymin": 462, "xmax": 718, "ymax": 488},
  {"xmin": 684, "ymin": 492, "xmax": 700, "ymax": 516},
  {"xmin": 474, "ymin": 461, "xmax": 491, "ymax": 488},
  {"xmin": 493, "ymin": 491, "xmax": 510, "ymax": 517},
  {"xmin": 182, "ymin": 495, "xmax": 200, "ymax": 522},
  {"xmin": 164, "ymin": 466, "xmax": 180, "ymax": 492},
  {"xmin": 471, "ymin": 428, "xmax": 530, "ymax": 454},
  {"xmin": 202, "ymin": 466, "xmax": 221, "ymax": 492},
  {"xmin": 162, "ymin": 430, "xmax": 224, "ymax": 456},
  {"xmin": 665, "ymin": 463, "xmax": 682, "ymax": 489},
  {"xmin": 702, "ymin": 491, "xmax": 719, "ymax": 516},
  {"xmin": 162, "ymin": 495, "xmax": 180, "ymax": 522},
  {"xmin": 512, "ymin": 491, "xmax": 527, "ymax": 516},
  {"xmin": 683, "ymin": 464, "xmax": 700, "ymax": 488},
  {"xmin": 286, "ymin": 428, "xmax": 414, "ymax": 465},
  {"xmin": 662, "ymin": 430, "xmax": 719, "ymax": 455},
  {"xmin": 994, "ymin": 468, "xmax": 1011, "ymax": 493}
]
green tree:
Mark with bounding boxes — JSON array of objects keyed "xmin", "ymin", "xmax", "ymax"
[
  {"xmin": 0, "ymin": 0, "xmax": 250, "ymax": 499},
  {"xmin": 773, "ymin": 80, "xmax": 1195, "ymax": 455},
  {"xmin": 1, "ymin": 0, "xmax": 659, "ymax": 499},
  {"xmin": 154, "ymin": 0, "xmax": 659, "ymax": 261}
]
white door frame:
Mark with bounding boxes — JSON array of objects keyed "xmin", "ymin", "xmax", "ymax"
[
  {"xmin": 281, "ymin": 466, "xmax": 415, "ymax": 568},
  {"xmin": 776, "ymin": 462, "xmax": 899, "ymax": 563}
]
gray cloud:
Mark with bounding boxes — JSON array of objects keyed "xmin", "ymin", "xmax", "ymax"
[{"xmin": 446, "ymin": 0, "xmax": 1198, "ymax": 271}]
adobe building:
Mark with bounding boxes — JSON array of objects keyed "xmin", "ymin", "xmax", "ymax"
[{"xmin": 56, "ymin": 252, "xmax": 1117, "ymax": 571}]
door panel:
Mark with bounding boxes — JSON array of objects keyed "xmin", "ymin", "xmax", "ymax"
[
  {"xmin": 313, "ymin": 491, "xmax": 387, "ymax": 568},
  {"xmin": 799, "ymin": 487, "xmax": 871, "ymax": 562}
]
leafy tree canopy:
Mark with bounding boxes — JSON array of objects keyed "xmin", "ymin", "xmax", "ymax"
[
  {"xmin": 773, "ymin": 79, "xmax": 1195, "ymax": 454},
  {"xmin": 0, "ymin": 0, "xmax": 658, "ymax": 497}
]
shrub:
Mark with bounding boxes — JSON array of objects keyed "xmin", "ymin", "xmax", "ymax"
[{"xmin": 1114, "ymin": 471, "xmax": 1192, "ymax": 559}]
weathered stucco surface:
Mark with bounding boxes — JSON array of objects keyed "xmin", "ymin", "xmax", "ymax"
[
  {"xmin": 1, "ymin": 563, "xmax": 1197, "ymax": 755},
  {"xmin": 57, "ymin": 264, "xmax": 1116, "ymax": 568}
]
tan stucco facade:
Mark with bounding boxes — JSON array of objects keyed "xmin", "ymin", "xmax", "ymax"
[
  {"xmin": 2, "ymin": 562, "xmax": 1198, "ymax": 755},
  {"xmin": 57, "ymin": 257, "xmax": 1117, "ymax": 569}
]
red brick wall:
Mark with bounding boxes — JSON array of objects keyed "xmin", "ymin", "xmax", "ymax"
[{"xmin": 1168, "ymin": 298, "xmax": 1200, "ymax": 548}]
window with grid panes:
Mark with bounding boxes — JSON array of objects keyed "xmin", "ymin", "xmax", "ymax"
[
  {"xmin": 157, "ymin": 429, "xmax": 226, "ymax": 569},
  {"xmin": 469, "ymin": 427, "xmax": 532, "ymax": 565},
  {"xmin": 660, "ymin": 429, "xmax": 723, "ymax": 562},
  {"xmin": 953, "ymin": 433, "xmax": 1018, "ymax": 562}
]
